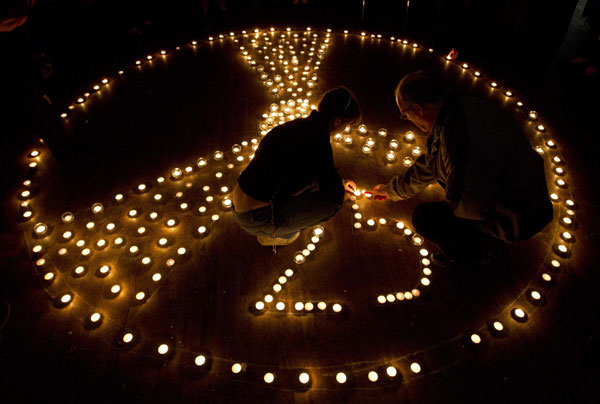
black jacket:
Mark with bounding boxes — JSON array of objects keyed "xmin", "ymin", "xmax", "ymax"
[{"xmin": 237, "ymin": 110, "xmax": 345, "ymax": 207}]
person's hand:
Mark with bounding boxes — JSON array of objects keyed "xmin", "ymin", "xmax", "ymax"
[
  {"xmin": 343, "ymin": 179, "xmax": 357, "ymax": 194},
  {"xmin": 371, "ymin": 184, "xmax": 390, "ymax": 201}
]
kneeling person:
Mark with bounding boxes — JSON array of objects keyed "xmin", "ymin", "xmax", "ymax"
[
  {"xmin": 373, "ymin": 71, "xmax": 553, "ymax": 265},
  {"xmin": 233, "ymin": 87, "xmax": 360, "ymax": 247}
]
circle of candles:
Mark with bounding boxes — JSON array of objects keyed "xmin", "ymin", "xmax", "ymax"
[
  {"xmin": 368, "ymin": 371, "xmax": 379, "ymax": 382},
  {"xmin": 298, "ymin": 372, "xmax": 310, "ymax": 384},
  {"xmin": 336, "ymin": 372, "xmax": 347, "ymax": 384},
  {"xmin": 195, "ymin": 355, "xmax": 206, "ymax": 366},
  {"xmin": 123, "ymin": 333, "xmax": 134, "ymax": 343},
  {"xmin": 158, "ymin": 344, "xmax": 169, "ymax": 355}
]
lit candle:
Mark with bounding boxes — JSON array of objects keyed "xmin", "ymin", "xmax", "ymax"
[
  {"xmin": 158, "ymin": 344, "xmax": 169, "ymax": 355},
  {"xmin": 411, "ymin": 146, "xmax": 422, "ymax": 156},
  {"xmin": 368, "ymin": 371, "xmax": 378, "ymax": 382},
  {"xmin": 410, "ymin": 362, "xmax": 421, "ymax": 374},
  {"xmin": 34, "ymin": 223, "xmax": 48, "ymax": 236},
  {"xmin": 264, "ymin": 373, "xmax": 275, "ymax": 384},
  {"xmin": 389, "ymin": 139, "xmax": 399, "ymax": 149},
  {"xmin": 470, "ymin": 334, "xmax": 481, "ymax": 344},
  {"xmin": 403, "ymin": 156, "xmax": 414, "ymax": 166},
  {"xmin": 336, "ymin": 372, "xmax": 347, "ymax": 384},
  {"xmin": 123, "ymin": 333, "xmax": 134, "ymax": 343},
  {"xmin": 298, "ymin": 372, "xmax": 310, "ymax": 384},
  {"xmin": 213, "ymin": 151, "xmax": 224, "ymax": 161},
  {"xmin": 386, "ymin": 366, "xmax": 397, "ymax": 377},
  {"xmin": 92, "ymin": 203, "xmax": 104, "ymax": 214},
  {"xmin": 195, "ymin": 355, "xmax": 206, "ymax": 366}
]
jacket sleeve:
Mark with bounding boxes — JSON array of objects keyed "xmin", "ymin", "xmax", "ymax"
[{"xmin": 384, "ymin": 154, "xmax": 436, "ymax": 201}]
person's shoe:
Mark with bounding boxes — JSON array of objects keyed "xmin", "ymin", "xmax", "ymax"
[{"xmin": 257, "ymin": 232, "xmax": 300, "ymax": 247}]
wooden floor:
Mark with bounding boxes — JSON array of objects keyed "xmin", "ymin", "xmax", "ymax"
[{"xmin": 1, "ymin": 29, "xmax": 597, "ymax": 403}]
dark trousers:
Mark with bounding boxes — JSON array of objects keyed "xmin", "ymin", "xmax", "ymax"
[
  {"xmin": 232, "ymin": 187, "xmax": 342, "ymax": 239},
  {"xmin": 412, "ymin": 202, "xmax": 492, "ymax": 260}
]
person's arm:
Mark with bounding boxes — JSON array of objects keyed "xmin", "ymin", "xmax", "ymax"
[{"xmin": 383, "ymin": 154, "xmax": 436, "ymax": 201}]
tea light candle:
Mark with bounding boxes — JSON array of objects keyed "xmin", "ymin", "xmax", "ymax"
[
  {"xmin": 197, "ymin": 158, "xmax": 207, "ymax": 168},
  {"xmin": 264, "ymin": 373, "xmax": 275, "ymax": 384},
  {"xmin": 213, "ymin": 151, "xmax": 224, "ymax": 161},
  {"xmin": 92, "ymin": 203, "xmax": 104, "ymax": 214},
  {"xmin": 403, "ymin": 156, "xmax": 414, "ymax": 166},
  {"xmin": 386, "ymin": 151, "xmax": 396, "ymax": 161},
  {"xmin": 411, "ymin": 146, "xmax": 422, "ymax": 156},
  {"xmin": 171, "ymin": 168, "xmax": 183, "ymax": 179},
  {"xmin": 34, "ymin": 223, "xmax": 48, "ymax": 236},
  {"xmin": 90, "ymin": 312, "xmax": 102, "ymax": 323},
  {"xmin": 389, "ymin": 139, "xmax": 399, "ymax": 149},
  {"xmin": 158, "ymin": 344, "xmax": 169, "ymax": 355},
  {"xmin": 386, "ymin": 366, "xmax": 397, "ymax": 377},
  {"xmin": 410, "ymin": 362, "xmax": 421, "ymax": 374},
  {"xmin": 368, "ymin": 371, "xmax": 379, "ymax": 382},
  {"xmin": 378, "ymin": 128, "xmax": 387, "ymax": 137},
  {"xmin": 336, "ymin": 372, "xmax": 347, "ymax": 384},
  {"xmin": 123, "ymin": 333, "xmax": 134, "ymax": 343}
]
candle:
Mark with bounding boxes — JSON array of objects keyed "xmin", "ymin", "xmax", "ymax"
[
  {"xmin": 410, "ymin": 362, "xmax": 421, "ymax": 374},
  {"xmin": 470, "ymin": 334, "xmax": 481, "ymax": 344},
  {"xmin": 298, "ymin": 372, "xmax": 310, "ymax": 384},
  {"xmin": 386, "ymin": 366, "xmax": 397, "ymax": 377},
  {"xmin": 195, "ymin": 355, "xmax": 206, "ymax": 366},
  {"xmin": 336, "ymin": 372, "xmax": 347, "ymax": 384},
  {"xmin": 389, "ymin": 139, "xmax": 399, "ymax": 149},
  {"xmin": 368, "ymin": 371, "xmax": 379, "ymax": 382},
  {"xmin": 264, "ymin": 373, "xmax": 275, "ymax": 384},
  {"xmin": 158, "ymin": 344, "xmax": 169, "ymax": 355},
  {"xmin": 92, "ymin": 203, "xmax": 104, "ymax": 214},
  {"xmin": 123, "ymin": 333, "xmax": 134, "ymax": 343}
]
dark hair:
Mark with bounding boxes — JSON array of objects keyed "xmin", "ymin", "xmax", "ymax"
[
  {"xmin": 318, "ymin": 87, "xmax": 361, "ymax": 124},
  {"xmin": 395, "ymin": 71, "xmax": 447, "ymax": 107}
]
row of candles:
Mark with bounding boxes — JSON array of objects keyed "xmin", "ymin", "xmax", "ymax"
[{"xmin": 16, "ymin": 27, "xmax": 577, "ymax": 391}]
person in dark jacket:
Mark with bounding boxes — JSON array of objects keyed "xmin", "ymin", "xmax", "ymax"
[
  {"xmin": 233, "ymin": 87, "xmax": 360, "ymax": 247},
  {"xmin": 372, "ymin": 71, "xmax": 553, "ymax": 265}
]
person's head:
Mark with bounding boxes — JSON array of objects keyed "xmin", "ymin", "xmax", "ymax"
[
  {"xmin": 318, "ymin": 87, "xmax": 361, "ymax": 132},
  {"xmin": 395, "ymin": 71, "xmax": 447, "ymax": 133}
]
